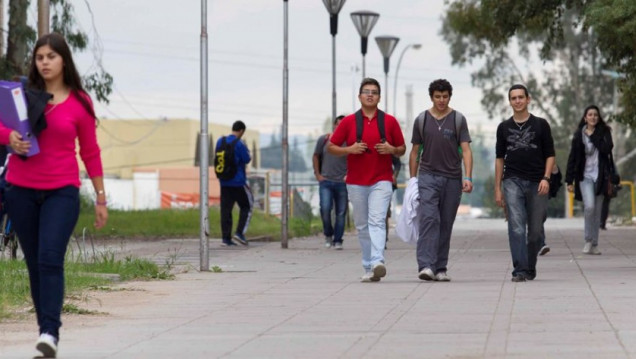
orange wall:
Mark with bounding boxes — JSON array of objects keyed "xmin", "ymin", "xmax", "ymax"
[{"xmin": 135, "ymin": 167, "xmax": 221, "ymax": 199}]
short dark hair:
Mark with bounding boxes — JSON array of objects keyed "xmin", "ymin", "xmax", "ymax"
[
  {"xmin": 359, "ymin": 77, "xmax": 381, "ymax": 95},
  {"xmin": 508, "ymin": 84, "xmax": 529, "ymax": 100},
  {"xmin": 334, "ymin": 115, "xmax": 345, "ymax": 125},
  {"xmin": 428, "ymin": 79, "xmax": 453, "ymax": 97},
  {"xmin": 232, "ymin": 120, "xmax": 246, "ymax": 132}
]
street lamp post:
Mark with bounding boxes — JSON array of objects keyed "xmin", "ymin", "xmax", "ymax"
[
  {"xmin": 350, "ymin": 11, "xmax": 379, "ymax": 79},
  {"xmin": 323, "ymin": 0, "xmax": 347, "ymax": 124},
  {"xmin": 375, "ymin": 36, "xmax": 400, "ymax": 112},
  {"xmin": 281, "ymin": 0, "xmax": 290, "ymax": 248},
  {"xmin": 393, "ymin": 44, "xmax": 421, "ymax": 116}
]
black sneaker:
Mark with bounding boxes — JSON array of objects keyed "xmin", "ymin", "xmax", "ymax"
[
  {"xmin": 511, "ymin": 275, "xmax": 526, "ymax": 282},
  {"xmin": 221, "ymin": 240, "xmax": 238, "ymax": 247},
  {"xmin": 526, "ymin": 271, "xmax": 536, "ymax": 280},
  {"xmin": 539, "ymin": 245, "xmax": 550, "ymax": 256},
  {"xmin": 233, "ymin": 233, "xmax": 248, "ymax": 246}
]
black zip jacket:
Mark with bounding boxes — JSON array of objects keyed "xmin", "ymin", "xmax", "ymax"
[{"xmin": 565, "ymin": 125, "xmax": 614, "ymax": 201}]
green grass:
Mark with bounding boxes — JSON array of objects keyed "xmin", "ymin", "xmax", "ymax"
[
  {"xmin": 75, "ymin": 207, "xmax": 320, "ymax": 240},
  {"xmin": 0, "ymin": 252, "xmax": 171, "ymax": 320}
]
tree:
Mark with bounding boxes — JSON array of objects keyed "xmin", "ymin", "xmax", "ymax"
[
  {"xmin": 1, "ymin": 0, "xmax": 112, "ymax": 103},
  {"xmin": 260, "ymin": 132, "xmax": 308, "ymax": 172},
  {"xmin": 442, "ymin": 0, "xmax": 635, "ymax": 127},
  {"xmin": 442, "ymin": 0, "xmax": 636, "ymax": 219}
]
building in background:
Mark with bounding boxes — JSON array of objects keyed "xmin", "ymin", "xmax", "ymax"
[{"xmin": 77, "ymin": 118, "xmax": 260, "ymax": 210}]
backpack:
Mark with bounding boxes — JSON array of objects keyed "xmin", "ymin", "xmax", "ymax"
[
  {"xmin": 317, "ymin": 133, "xmax": 330, "ymax": 173},
  {"xmin": 416, "ymin": 110, "xmax": 463, "ymax": 163},
  {"xmin": 214, "ymin": 136, "xmax": 240, "ymax": 180},
  {"xmin": 355, "ymin": 109, "xmax": 386, "ymax": 144}
]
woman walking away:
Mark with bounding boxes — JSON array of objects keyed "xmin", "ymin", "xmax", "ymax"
[
  {"xmin": 0, "ymin": 33, "xmax": 107, "ymax": 358},
  {"xmin": 565, "ymin": 105, "xmax": 613, "ymax": 255}
]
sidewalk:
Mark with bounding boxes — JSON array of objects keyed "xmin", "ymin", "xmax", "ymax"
[{"xmin": 1, "ymin": 218, "xmax": 636, "ymax": 358}]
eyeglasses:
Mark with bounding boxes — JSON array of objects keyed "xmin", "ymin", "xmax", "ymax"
[{"xmin": 360, "ymin": 89, "xmax": 380, "ymax": 96}]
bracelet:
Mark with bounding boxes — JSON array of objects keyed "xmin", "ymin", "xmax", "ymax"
[
  {"xmin": 542, "ymin": 176, "xmax": 550, "ymax": 182},
  {"xmin": 95, "ymin": 201, "xmax": 107, "ymax": 206},
  {"xmin": 96, "ymin": 189, "xmax": 105, "ymax": 195},
  {"xmin": 463, "ymin": 177, "xmax": 472, "ymax": 182}
]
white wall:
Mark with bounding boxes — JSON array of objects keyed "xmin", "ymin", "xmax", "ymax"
[{"xmin": 81, "ymin": 173, "xmax": 159, "ymax": 210}]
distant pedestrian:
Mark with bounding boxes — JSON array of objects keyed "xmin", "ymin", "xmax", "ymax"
[
  {"xmin": 313, "ymin": 115, "xmax": 348, "ymax": 250},
  {"xmin": 409, "ymin": 79, "xmax": 473, "ymax": 282},
  {"xmin": 495, "ymin": 84, "xmax": 555, "ymax": 282},
  {"xmin": 215, "ymin": 120, "xmax": 253, "ymax": 247},
  {"xmin": 600, "ymin": 158, "xmax": 621, "ymax": 230},
  {"xmin": 539, "ymin": 164, "xmax": 563, "ymax": 256},
  {"xmin": 600, "ymin": 195, "xmax": 611, "ymax": 230},
  {"xmin": 0, "ymin": 32, "xmax": 108, "ymax": 358},
  {"xmin": 328, "ymin": 78, "xmax": 406, "ymax": 282},
  {"xmin": 565, "ymin": 105, "xmax": 614, "ymax": 255},
  {"xmin": 384, "ymin": 154, "xmax": 402, "ymax": 249}
]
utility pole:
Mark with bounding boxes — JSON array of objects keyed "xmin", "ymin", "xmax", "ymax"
[
  {"xmin": 281, "ymin": 0, "xmax": 289, "ymax": 248},
  {"xmin": 198, "ymin": 0, "xmax": 210, "ymax": 270},
  {"xmin": 38, "ymin": 0, "xmax": 49, "ymax": 36},
  {"xmin": 405, "ymin": 84, "xmax": 414, "ymax": 150}
]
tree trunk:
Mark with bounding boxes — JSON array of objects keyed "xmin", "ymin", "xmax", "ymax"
[{"xmin": 7, "ymin": 0, "xmax": 30, "ymax": 75}]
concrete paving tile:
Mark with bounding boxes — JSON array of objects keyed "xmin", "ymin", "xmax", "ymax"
[{"xmin": 2, "ymin": 218, "xmax": 635, "ymax": 359}]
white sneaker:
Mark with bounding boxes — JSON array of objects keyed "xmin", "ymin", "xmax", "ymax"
[
  {"xmin": 418, "ymin": 267, "xmax": 435, "ymax": 281},
  {"xmin": 360, "ymin": 272, "xmax": 379, "ymax": 282},
  {"xmin": 583, "ymin": 242, "xmax": 592, "ymax": 254},
  {"xmin": 590, "ymin": 246, "xmax": 602, "ymax": 255},
  {"xmin": 435, "ymin": 272, "xmax": 451, "ymax": 282},
  {"xmin": 333, "ymin": 242, "xmax": 343, "ymax": 250},
  {"xmin": 36, "ymin": 333, "xmax": 58, "ymax": 358},
  {"xmin": 324, "ymin": 236, "xmax": 333, "ymax": 248},
  {"xmin": 371, "ymin": 263, "xmax": 386, "ymax": 281}
]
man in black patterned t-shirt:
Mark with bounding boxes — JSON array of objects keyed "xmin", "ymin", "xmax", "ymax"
[{"xmin": 495, "ymin": 84, "xmax": 555, "ymax": 282}]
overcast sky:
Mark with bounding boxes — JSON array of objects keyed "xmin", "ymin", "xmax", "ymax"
[{"xmin": 66, "ymin": 0, "xmax": 489, "ymax": 137}]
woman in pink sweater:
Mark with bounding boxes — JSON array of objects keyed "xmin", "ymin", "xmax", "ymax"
[{"xmin": 0, "ymin": 33, "xmax": 107, "ymax": 358}]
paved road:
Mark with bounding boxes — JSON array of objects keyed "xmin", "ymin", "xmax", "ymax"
[{"xmin": 1, "ymin": 218, "xmax": 636, "ymax": 358}]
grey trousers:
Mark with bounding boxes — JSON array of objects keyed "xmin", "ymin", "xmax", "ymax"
[{"xmin": 416, "ymin": 173, "xmax": 462, "ymax": 273}]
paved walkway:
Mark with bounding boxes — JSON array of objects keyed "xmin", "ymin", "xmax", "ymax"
[{"xmin": 1, "ymin": 218, "xmax": 636, "ymax": 358}]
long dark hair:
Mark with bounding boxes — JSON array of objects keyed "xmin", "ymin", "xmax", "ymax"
[
  {"xmin": 27, "ymin": 32, "xmax": 96, "ymax": 119},
  {"xmin": 577, "ymin": 105, "xmax": 609, "ymax": 133}
]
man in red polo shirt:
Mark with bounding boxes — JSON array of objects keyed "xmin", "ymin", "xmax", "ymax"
[{"xmin": 328, "ymin": 78, "xmax": 406, "ymax": 282}]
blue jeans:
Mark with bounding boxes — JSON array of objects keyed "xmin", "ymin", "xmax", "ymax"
[
  {"xmin": 319, "ymin": 180, "xmax": 348, "ymax": 243},
  {"xmin": 503, "ymin": 178, "xmax": 548, "ymax": 277},
  {"xmin": 580, "ymin": 178, "xmax": 603, "ymax": 246},
  {"xmin": 5, "ymin": 185, "xmax": 80, "ymax": 338},
  {"xmin": 347, "ymin": 181, "xmax": 392, "ymax": 272}
]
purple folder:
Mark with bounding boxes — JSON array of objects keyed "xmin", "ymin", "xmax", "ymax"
[{"xmin": 0, "ymin": 81, "xmax": 39, "ymax": 156}]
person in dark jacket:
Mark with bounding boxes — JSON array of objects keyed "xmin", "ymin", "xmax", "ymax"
[
  {"xmin": 217, "ymin": 121, "xmax": 253, "ymax": 247},
  {"xmin": 565, "ymin": 105, "xmax": 614, "ymax": 255}
]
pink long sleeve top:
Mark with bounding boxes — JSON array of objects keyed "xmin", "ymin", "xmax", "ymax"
[{"xmin": 0, "ymin": 91, "xmax": 103, "ymax": 190}]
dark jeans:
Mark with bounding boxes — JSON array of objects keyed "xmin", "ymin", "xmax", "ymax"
[
  {"xmin": 220, "ymin": 185, "xmax": 253, "ymax": 241},
  {"xmin": 503, "ymin": 178, "xmax": 548, "ymax": 278},
  {"xmin": 5, "ymin": 185, "xmax": 80, "ymax": 338},
  {"xmin": 319, "ymin": 180, "xmax": 348, "ymax": 243}
]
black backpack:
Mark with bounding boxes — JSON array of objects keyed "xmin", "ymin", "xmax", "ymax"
[
  {"xmin": 214, "ymin": 136, "xmax": 240, "ymax": 180},
  {"xmin": 355, "ymin": 109, "xmax": 386, "ymax": 144}
]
